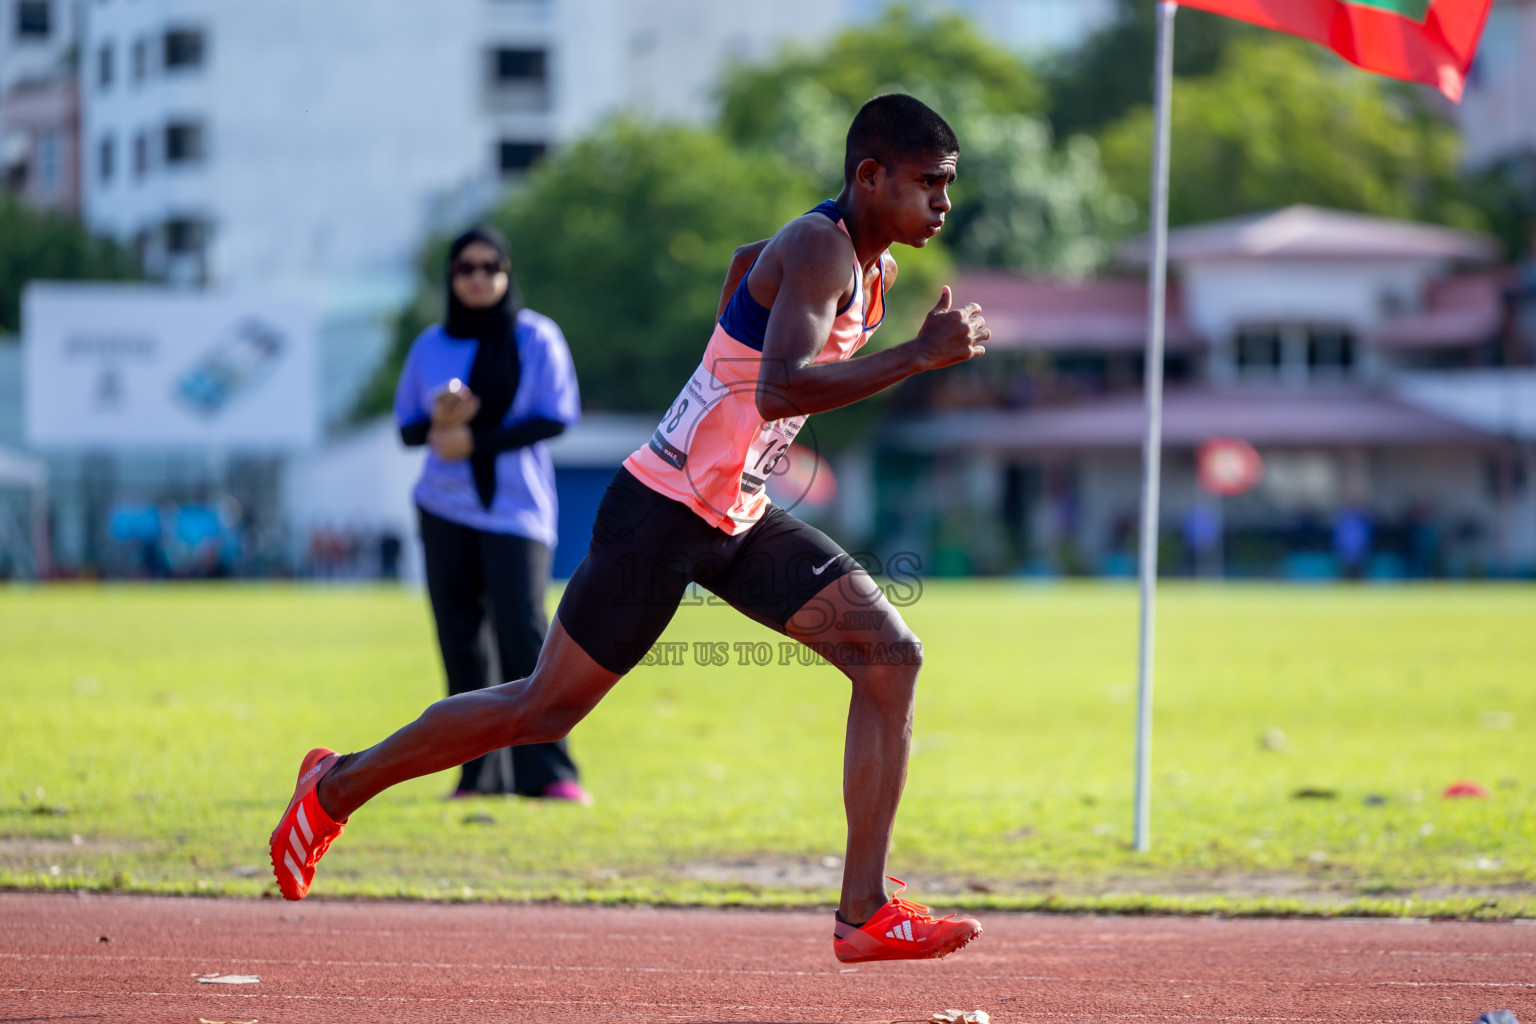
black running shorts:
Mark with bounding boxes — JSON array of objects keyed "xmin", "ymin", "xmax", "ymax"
[{"xmin": 556, "ymin": 467, "xmax": 863, "ymax": 674}]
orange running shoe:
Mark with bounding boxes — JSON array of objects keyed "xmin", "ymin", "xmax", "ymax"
[
  {"xmin": 833, "ymin": 877, "xmax": 981, "ymax": 963},
  {"xmin": 269, "ymin": 747, "xmax": 347, "ymax": 901}
]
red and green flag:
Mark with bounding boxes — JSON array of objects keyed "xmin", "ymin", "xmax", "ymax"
[{"xmin": 1176, "ymin": 0, "xmax": 1494, "ymax": 100}]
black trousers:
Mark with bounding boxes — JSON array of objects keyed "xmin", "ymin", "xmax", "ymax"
[{"xmin": 418, "ymin": 506, "xmax": 579, "ymax": 795}]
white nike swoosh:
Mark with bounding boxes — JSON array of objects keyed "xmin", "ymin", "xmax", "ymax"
[{"xmin": 811, "ymin": 556, "xmax": 838, "ymax": 575}]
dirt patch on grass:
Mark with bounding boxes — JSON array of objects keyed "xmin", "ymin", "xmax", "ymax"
[
  {"xmin": 0, "ymin": 837, "xmax": 141, "ymax": 858},
  {"xmin": 669, "ymin": 856, "xmax": 1536, "ymax": 908}
]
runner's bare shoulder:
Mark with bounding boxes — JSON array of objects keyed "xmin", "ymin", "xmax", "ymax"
[{"xmin": 754, "ymin": 211, "xmax": 857, "ymax": 307}]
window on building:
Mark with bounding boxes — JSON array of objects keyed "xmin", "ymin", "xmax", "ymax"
[
  {"xmin": 132, "ymin": 38, "xmax": 147, "ymax": 81},
  {"xmin": 1307, "ymin": 329, "xmax": 1355, "ymax": 372},
  {"xmin": 498, "ymin": 140, "xmax": 547, "ymax": 175},
  {"xmin": 1236, "ymin": 329, "xmax": 1282, "ymax": 374},
  {"xmin": 35, "ymin": 131, "xmax": 60, "ymax": 194},
  {"xmin": 492, "ymin": 47, "xmax": 547, "ymax": 84},
  {"xmin": 99, "ymin": 135, "xmax": 114, "ymax": 183},
  {"xmin": 133, "ymin": 131, "xmax": 148, "ymax": 176},
  {"xmin": 16, "ymin": 1, "xmax": 51, "ymax": 40},
  {"xmin": 163, "ymin": 28, "xmax": 204, "ymax": 70},
  {"xmin": 164, "ymin": 217, "xmax": 206, "ymax": 255},
  {"xmin": 164, "ymin": 121, "xmax": 205, "ymax": 165},
  {"xmin": 97, "ymin": 43, "xmax": 113, "ymax": 90}
]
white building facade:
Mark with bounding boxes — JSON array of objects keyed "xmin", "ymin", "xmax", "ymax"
[
  {"xmin": 1456, "ymin": 0, "xmax": 1536, "ymax": 170},
  {"xmin": 0, "ymin": 0, "xmax": 84, "ymax": 210},
  {"xmin": 74, "ymin": 0, "xmax": 853, "ymax": 289}
]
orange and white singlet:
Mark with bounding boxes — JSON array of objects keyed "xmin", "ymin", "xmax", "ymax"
[{"xmin": 623, "ymin": 200, "xmax": 889, "ymax": 534}]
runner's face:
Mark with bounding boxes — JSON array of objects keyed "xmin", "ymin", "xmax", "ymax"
[{"xmin": 879, "ymin": 153, "xmax": 957, "ymax": 248}]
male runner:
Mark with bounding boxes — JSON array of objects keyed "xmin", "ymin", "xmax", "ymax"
[{"xmin": 271, "ymin": 92, "xmax": 991, "ymax": 964}]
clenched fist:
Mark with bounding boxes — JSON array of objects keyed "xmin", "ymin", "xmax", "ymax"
[{"xmin": 911, "ymin": 286, "xmax": 988, "ymax": 371}]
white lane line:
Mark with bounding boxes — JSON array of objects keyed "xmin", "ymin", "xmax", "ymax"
[
  {"xmin": 7, "ymin": 917, "xmax": 1535, "ymax": 958},
  {"xmin": 2, "ymin": 952, "xmax": 1532, "ymax": 988},
  {"xmin": 1028, "ymin": 1016, "xmax": 1458, "ymax": 1024},
  {"xmin": 0, "ymin": 988, "xmax": 904, "ymax": 1014},
  {"xmin": 0, "ymin": 989, "xmax": 1462, "ymax": 1022}
]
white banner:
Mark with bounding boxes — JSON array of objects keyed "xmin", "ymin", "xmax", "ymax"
[{"xmin": 23, "ymin": 283, "xmax": 320, "ymax": 450}]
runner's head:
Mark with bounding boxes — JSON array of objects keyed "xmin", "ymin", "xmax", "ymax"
[{"xmin": 842, "ymin": 93, "xmax": 958, "ymax": 248}]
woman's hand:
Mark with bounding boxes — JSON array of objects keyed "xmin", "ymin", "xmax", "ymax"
[
  {"xmin": 432, "ymin": 385, "xmax": 481, "ymax": 427},
  {"xmin": 428, "ymin": 424, "xmax": 474, "ymax": 462}
]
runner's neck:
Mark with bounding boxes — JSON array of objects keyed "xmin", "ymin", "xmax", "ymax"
[{"xmin": 833, "ymin": 193, "xmax": 893, "ymax": 272}]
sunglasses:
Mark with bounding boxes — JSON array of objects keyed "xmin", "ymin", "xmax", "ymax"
[{"xmin": 452, "ymin": 259, "xmax": 507, "ymax": 278}]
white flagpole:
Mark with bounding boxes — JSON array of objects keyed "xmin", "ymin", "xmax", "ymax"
[{"xmin": 1133, "ymin": 0, "xmax": 1178, "ymax": 855}]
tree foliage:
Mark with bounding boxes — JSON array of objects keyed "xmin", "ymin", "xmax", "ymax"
[
  {"xmin": 1046, "ymin": 0, "xmax": 1253, "ymax": 139},
  {"xmin": 940, "ymin": 87, "xmax": 1135, "ymax": 277},
  {"xmin": 718, "ymin": 4, "xmax": 1043, "ymax": 162},
  {"xmin": 717, "ymin": 8, "xmax": 1132, "ymax": 277},
  {"xmin": 498, "ymin": 120, "xmax": 823, "ymax": 413},
  {"xmin": 356, "ymin": 120, "xmax": 818, "ymax": 418},
  {"xmin": 1097, "ymin": 37, "xmax": 1485, "ymax": 231},
  {"xmin": 0, "ymin": 197, "xmax": 139, "ymax": 334},
  {"xmin": 1464, "ymin": 151, "xmax": 1536, "ymax": 261}
]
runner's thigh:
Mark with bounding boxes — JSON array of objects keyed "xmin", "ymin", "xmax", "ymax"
[
  {"xmin": 555, "ymin": 468, "xmax": 717, "ymax": 675},
  {"xmin": 704, "ymin": 505, "xmax": 914, "ymax": 656}
]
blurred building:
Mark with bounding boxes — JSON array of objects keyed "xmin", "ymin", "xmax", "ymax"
[
  {"xmin": 876, "ymin": 206, "xmax": 1536, "ymax": 579},
  {"xmin": 0, "ymin": 0, "xmax": 83, "ymax": 210},
  {"xmin": 1457, "ymin": 0, "xmax": 1536, "ymax": 170},
  {"xmin": 4, "ymin": 0, "xmax": 862, "ymax": 578},
  {"xmin": 69, "ymin": 0, "xmax": 849, "ymax": 286},
  {"xmin": 849, "ymin": 0, "xmax": 1115, "ymax": 54}
]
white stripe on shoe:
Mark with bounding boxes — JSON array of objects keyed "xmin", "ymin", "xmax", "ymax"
[
  {"xmin": 296, "ymin": 803, "xmax": 315, "ymax": 844},
  {"xmin": 282, "ymin": 851, "xmax": 304, "ymax": 890},
  {"xmin": 288, "ymin": 828, "xmax": 305, "ymax": 862}
]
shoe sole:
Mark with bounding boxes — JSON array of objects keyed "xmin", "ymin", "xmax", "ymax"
[{"xmin": 835, "ymin": 924, "xmax": 982, "ymax": 964}]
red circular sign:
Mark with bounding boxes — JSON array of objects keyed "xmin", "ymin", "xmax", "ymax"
[{"xmin": 1197, "ymin": 438, "xmax": 1263, "ymax": 497}]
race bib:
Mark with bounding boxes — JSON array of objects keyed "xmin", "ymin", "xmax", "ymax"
[
  {"xmin": 647, "ymin": 361, "xmax": 726, "ymax": 470},
  {"xmin": 739, "ymin": 416, "xmax": 804, "ymax": 496}
]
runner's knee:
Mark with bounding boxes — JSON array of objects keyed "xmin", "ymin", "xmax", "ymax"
[
  {"xmin": 845, "ymin": 630, "xmax": 922, "ymax": 709},
  {"xmin": 506, "ymin": 686, "xmax": 591, "ymax": 744}
]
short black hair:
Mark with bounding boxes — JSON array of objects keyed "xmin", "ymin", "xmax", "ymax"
[{"xmin": 843, "ymin": 93, "xmax": 958, "ymax": 184}]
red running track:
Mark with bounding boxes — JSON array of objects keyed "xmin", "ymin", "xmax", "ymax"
[{"xmin": 2, "ymin": 893, "xmax": 1534, "ymax": 1023}]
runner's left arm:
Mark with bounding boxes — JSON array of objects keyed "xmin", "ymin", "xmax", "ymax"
[{"xmin": 717, "ymin": 240, "xmax": 770, "ymax": 319}]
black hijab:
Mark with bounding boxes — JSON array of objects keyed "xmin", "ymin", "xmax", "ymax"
[{"xmin": 444, "ymin": 227, "xmax": 521, "ymax": 509}]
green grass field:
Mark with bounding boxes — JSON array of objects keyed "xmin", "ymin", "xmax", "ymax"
[{"xmin": 2, "ymin": 582, "xmax": 1533, "ymax": 918}]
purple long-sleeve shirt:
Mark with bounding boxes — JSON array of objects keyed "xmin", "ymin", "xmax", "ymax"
[{"xmin": 394, "ymin": 309, "xmax": 580, "ymax": 547}]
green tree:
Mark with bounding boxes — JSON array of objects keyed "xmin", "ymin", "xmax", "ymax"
[
  {"xmin": 0, "ymin": 197, "xmax": 139, "ymax": 334},
  {"xmin": 717, "ymin": 7, "xmax": 1132, "ymax": 277},
  {"xmin": 718, "ymin": 4, "xmax": 1043, "ymax": 173},
  {"xmin": 940, "ymin": 86, "xmax": 1136, "ymax": 277},
  {"xmin": 1097, "ymin": 37, "xmax": 1485, "ymax": 231},
  {"xmin": 356, "ymin": 119, "xmax": 817, "ymax": 418},
  {"xmin": 1046, "ymin": 0, "xmax": 1254, "ymax": 139},
  {"xmin": 1464, "ymin": 151, "xmax": 1536, "ymax": 261},
  {"xmin": 355, "ymin": 116, "xmax": 958, "ymax": 452},
  {"xmin": 500, "ymin": 120, "xmax": 820, "ymax": 413}
]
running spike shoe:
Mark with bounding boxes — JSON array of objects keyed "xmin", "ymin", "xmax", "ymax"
[
  {"xmin": 833, "ymin": 877, "xmax": 982, "ymax": 963},
  {"xmin": 269, "ymin": 747, "xmax": 347, "ymax": 901}
]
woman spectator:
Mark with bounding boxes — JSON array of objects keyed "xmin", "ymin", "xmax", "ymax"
[{"xmin": 393, "ymin": 227, "xmax": 590, "ymax": 803}]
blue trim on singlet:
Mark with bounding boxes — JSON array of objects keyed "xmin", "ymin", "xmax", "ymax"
[
  {"xmin": 812, "ymin": 200, "xmax": 858, "ymax": 317},
  {"xmin": 717, "ymin": 199, "xmax": 873, "ymax": 350},
  {"xmin": 719, "ymin": 252, "xmax": 771, "ymax": 351}
]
